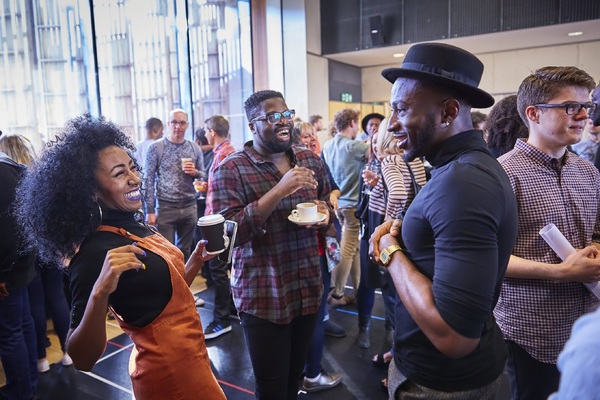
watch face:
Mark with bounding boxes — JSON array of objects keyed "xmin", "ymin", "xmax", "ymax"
[{"xmin": 380, "ymin": 251, "xmax": 390, "ymax": 265}]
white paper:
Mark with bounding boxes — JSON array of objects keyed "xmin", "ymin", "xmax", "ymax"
[{"xmin": 539, "ymin": 223, "xmax": 600, "ymax": 300}]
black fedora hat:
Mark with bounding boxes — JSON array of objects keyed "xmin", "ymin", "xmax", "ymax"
[
  {"xmin": 361, "ymin": 113, "xmax": 385, "ymax": 133},
  {"xmin": 381, "ymin": 42, "xmax": 494, "ymax": 108}
]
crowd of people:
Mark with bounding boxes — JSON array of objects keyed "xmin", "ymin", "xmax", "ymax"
[{"xmin": 1, "ymin": 40, "xmax": 600, "ymax": 400}]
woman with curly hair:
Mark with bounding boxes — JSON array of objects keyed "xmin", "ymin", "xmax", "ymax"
[
  {"xmin": 485, "ymin": 95, "xmax": 529, "ymax": 158},
  {"xmin": 15, "ymin": 115, "xmax": 225, "ymax": 400}
]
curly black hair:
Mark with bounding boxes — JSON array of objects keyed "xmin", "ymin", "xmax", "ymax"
[
  {"xmin": 485, "ymin": 95, "xmax": 529, "ymax": 157},
  {"xmin": 15, "ymin": 114, "xmax": 136, "ymax": 266}
]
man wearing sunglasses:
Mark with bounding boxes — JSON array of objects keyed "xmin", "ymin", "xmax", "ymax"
[
  {"xmin": 494, "ymin": 66, "xmax": 600, "ymax": 400},
  {"xmin": 210, "ymin": 90, "xmax": 333, "ymax": 399}
]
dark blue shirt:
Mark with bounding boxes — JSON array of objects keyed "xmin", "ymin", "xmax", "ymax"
[{"xmin": 395, "ymin": 130, "xmax": 518, "ymax": 391}]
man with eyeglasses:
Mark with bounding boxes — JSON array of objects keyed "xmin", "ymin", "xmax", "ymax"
[
  {"xmin": 210, "ymin": 90, "xmax": 333, "ymax": 399},
  {"xmin": 494, "ymin": 66, "xmax": 600, "ymax": 400},
  {"xmin": 143, "ymin": 108, "xmax": 205, "ymax": 261}
]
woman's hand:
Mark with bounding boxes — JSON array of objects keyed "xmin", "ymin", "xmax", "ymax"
[
  {"xmin": 311, "ymin": 200, "xmax": 330, "ymax": 229},
  {"xmin": 185, "ymin": 240, "xmax": 217, "ymax": 286},
  {"xmin": 190, "ymin": 240, "xmax": 217, "ymax": 264},
  {"xmin": 93, "ymin": 243, "xmax": 146, "ymax": 296}
]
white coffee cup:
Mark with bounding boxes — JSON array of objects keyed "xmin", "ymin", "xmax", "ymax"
[
  {"xmin": 292, "ymin": 202, "xmax": 318, "ymax": 221},
  {"xmin": 181, "ymin": 157, "xmax": 192, "ymax": 171}
]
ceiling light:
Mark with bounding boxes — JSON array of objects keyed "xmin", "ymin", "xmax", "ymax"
[
  {"xmin": 568, "ymin": 31, "xmax": 583, "ymax": 37},
  {"xmin": 393, "ymin": 53, "xmax": 405, "ymax": 58}
]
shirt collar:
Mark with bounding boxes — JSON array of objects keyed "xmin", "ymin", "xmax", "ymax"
[
  {"xmin": 513, "ymin": 139, "xmax": 575, "ymax": 171},
  {"xmin": 426, "ymin": 130, "xmax": 488, "ymax": 168},
  {"xmin": 214, "ymin": 140, "xmax": 231, "ymax": 153}
]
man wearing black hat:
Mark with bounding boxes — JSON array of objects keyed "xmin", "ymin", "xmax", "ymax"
[
  {"xmin": 369, "ymin": 42, "xmax": 518, "ymax": 399},
  {"xmin": 359, "ymin": 113, "xmax": 385, "ymax": 140}
]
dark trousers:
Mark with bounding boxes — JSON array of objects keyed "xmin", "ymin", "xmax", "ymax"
[
  {"xmin": 28, "ymin": 264, "xmax": 71, "ymax": 357},
  {"xmin": 0, "ymin": 287, "xmax": 38, "ymax": 400},
  {"xmin": 304, "ymin": 255, "xmax": 329, "ymax": 378},
  {"xmin": 357, "ymin": 239, "xmax": 397, "ymax": 330},
  {"xmin": 208, "ymin": 258, "xmax": 234, "ymax": 322},
  {"xmin": 241, "ymin": 312, "xmax": 318, "ymax": 400},
  {"xmin": 506, "ymin": 340, "xmax": 560, "ymax": 400}
]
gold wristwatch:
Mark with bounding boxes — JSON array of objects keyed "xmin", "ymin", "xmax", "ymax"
[{"xmin": 380, "ymin": 245, "xmax": 403, "ymax": 267}]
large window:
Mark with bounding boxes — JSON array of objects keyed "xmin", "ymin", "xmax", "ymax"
[{"xmin": 0, "ymin": 0, "xmax": 252, "ymax": 149}]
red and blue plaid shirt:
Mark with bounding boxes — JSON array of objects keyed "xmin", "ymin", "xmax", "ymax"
[
  {"xmin": 210, "ymin": 142, "xmax": 331, "ymax": 324},
  {"xmin": 205, "ymin": 140, "xmax": 236, "ymax": 216}
]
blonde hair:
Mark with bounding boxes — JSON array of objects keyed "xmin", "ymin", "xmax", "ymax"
[
  {"xmin": 0, "ymin": 134, "xmax": 36, "ymax": 165},
  {"xmin": 291, "ymin": 121, "xmax": 314, "ymax": 146},
  {"xmin": 375, "ymin": 118, "xmax": 400, "ymax": 157}
]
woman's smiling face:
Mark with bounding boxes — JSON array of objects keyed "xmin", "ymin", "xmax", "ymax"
[{"xmin": 95, "ymin": 145, "xmax": 142, "ymax": 212}]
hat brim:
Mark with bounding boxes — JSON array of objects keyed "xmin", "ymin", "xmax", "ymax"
[
  {"xmin": 361, "ymin": 113, "xmax": 385, "ymax": 133},
  {"xmin": 381, "ymin": 68, "xmax": 494, "ymax": 108}
]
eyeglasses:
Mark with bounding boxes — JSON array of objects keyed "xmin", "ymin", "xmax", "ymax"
[
  {"xmin": 534, "ymin": 102, "xmax": 597, "ymax": 116},
  {"xmin": 250, "ymin": 109, "xmax": 295, "ymax": 124},
  {"xmin": 170, "ymin": 120, "xmax": 188, "ymax": 126}
]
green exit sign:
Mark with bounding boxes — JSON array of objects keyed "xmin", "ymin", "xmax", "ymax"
[{"xmin": 341, "ymin": 93, "xmax": 353, "ymax": 103}]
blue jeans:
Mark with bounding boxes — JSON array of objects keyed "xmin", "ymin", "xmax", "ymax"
[
  {"xmin": 506, "ymin": 341, "xmax": 560, "ymax": 400},
  {"xmin": 305, "ymin": 255, "xmax": 329, "ymax": 378},
  {"xmin": 241, "ymin": 312, "xmax": 317, "ymax": 400},
  {"xmin": 156, "ymin": 201, "xmax": 197, "ymax": 260},
  {"xmin": 0, "ymin": 287, "xmax": 38, "ymax": 399}
]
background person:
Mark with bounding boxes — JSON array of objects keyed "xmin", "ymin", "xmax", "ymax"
[
  {"xmin": 0, "ymin": 134, "xmax": 73, "ymax": 372},
  {"xmin": 485, "ymin": 95, "xmax": 529, "ymax": 158},
  {"xmin": 143, "ymin": 108, "xmax": 205, "ymax": 260},
  {"xmin": 135, "ymin": 117, "xmax": 163, "ymax": 170},
  {"xmin": 322, "ymin": 108, "xmax": 369, "ymax": 306},
  {"xmin": 0, "ymin": 147, "xmax": 37, "ymax": 400},
  {"xmin": 14, "ymin": 115, "xmax": 225, "ymax": 400},
  {"xmin": 202, "ymin": 114, "xmax": 237, "ymax": 339}
]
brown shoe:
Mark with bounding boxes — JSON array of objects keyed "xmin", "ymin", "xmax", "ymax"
[{"xmin": 328, "ymin": 293, "xmax": 353, "ymax": 306}]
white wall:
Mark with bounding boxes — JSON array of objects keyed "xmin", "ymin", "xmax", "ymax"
[
  {"xmin": 282, "ymin": 0, "xmax": 309, "ymax": 119},
  {"xmin": 362, "ymin": 40, "xmax": 600, "ymax": 112}
]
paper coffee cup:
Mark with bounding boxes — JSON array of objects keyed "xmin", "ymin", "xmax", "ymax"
[
  {"xmin": 197, "ymin": 214, "xmax": 229, "ymax": 254},
  {"xmin": 292, "ymin": 202, "xmax": 318, "ymax": 221},
  {"xmin": 181, "ymin": 157, "xmax": 192, "ymax": 171}
]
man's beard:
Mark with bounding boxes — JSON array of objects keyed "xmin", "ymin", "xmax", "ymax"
[
  {"xmin": 402, "ymin": 118, "xmax": 436, "ymax": 162},
  {"xmin": 260, "ymin": 132, "xmax": 292, "ymax": 153}
]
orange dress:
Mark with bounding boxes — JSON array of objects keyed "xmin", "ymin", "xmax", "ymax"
[{"xmin": 97, "ymin": 225, "xmax": 226, "ymax": 400}]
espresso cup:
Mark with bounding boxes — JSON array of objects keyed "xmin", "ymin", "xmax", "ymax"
[
  {"xmin": 197, "ymin": 214, "xmax": 230, "ymax": 254},
  {"xmin": 291, "ymin": 202, "xmax": 318, "ymax": 221},
  {"xmin": 181, "ymin": 157, "xmax": 192, "ymax": 171}
]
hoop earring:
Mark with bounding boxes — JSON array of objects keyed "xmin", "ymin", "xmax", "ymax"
[{"xmin": 98, "ymin": 204, "xmax": 103, "ymax": 222}]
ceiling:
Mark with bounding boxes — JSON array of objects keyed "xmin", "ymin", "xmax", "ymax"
[{"xmin": 323, "ymin": 19, "xmax": 600, "ymax": 68}]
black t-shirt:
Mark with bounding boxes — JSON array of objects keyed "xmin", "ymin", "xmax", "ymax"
[
  {"xmin": 69, "ymin": 209, "xmax": 172, "ymax": 328},
  {"xmin": 395, "ymin": 131, "xmax": 518, "ymax": 391}
]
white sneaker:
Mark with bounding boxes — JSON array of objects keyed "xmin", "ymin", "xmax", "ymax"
[
  {"xmin": 61, "ymin": 353, "xmax": 73, "ymax": 366},
  {"xmin": 37, "ymin": 359, "xmax": 50, "ymax": 372}
]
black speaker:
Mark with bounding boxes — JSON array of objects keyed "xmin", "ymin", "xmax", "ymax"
[{"xmin": 369, "ymin": 15, "xmax": 385, "ymax": 46}]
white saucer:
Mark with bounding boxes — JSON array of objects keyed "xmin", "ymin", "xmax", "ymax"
[{"xmin": 288, "ymin": 212, "xmax": 327, "ymax": 226}]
